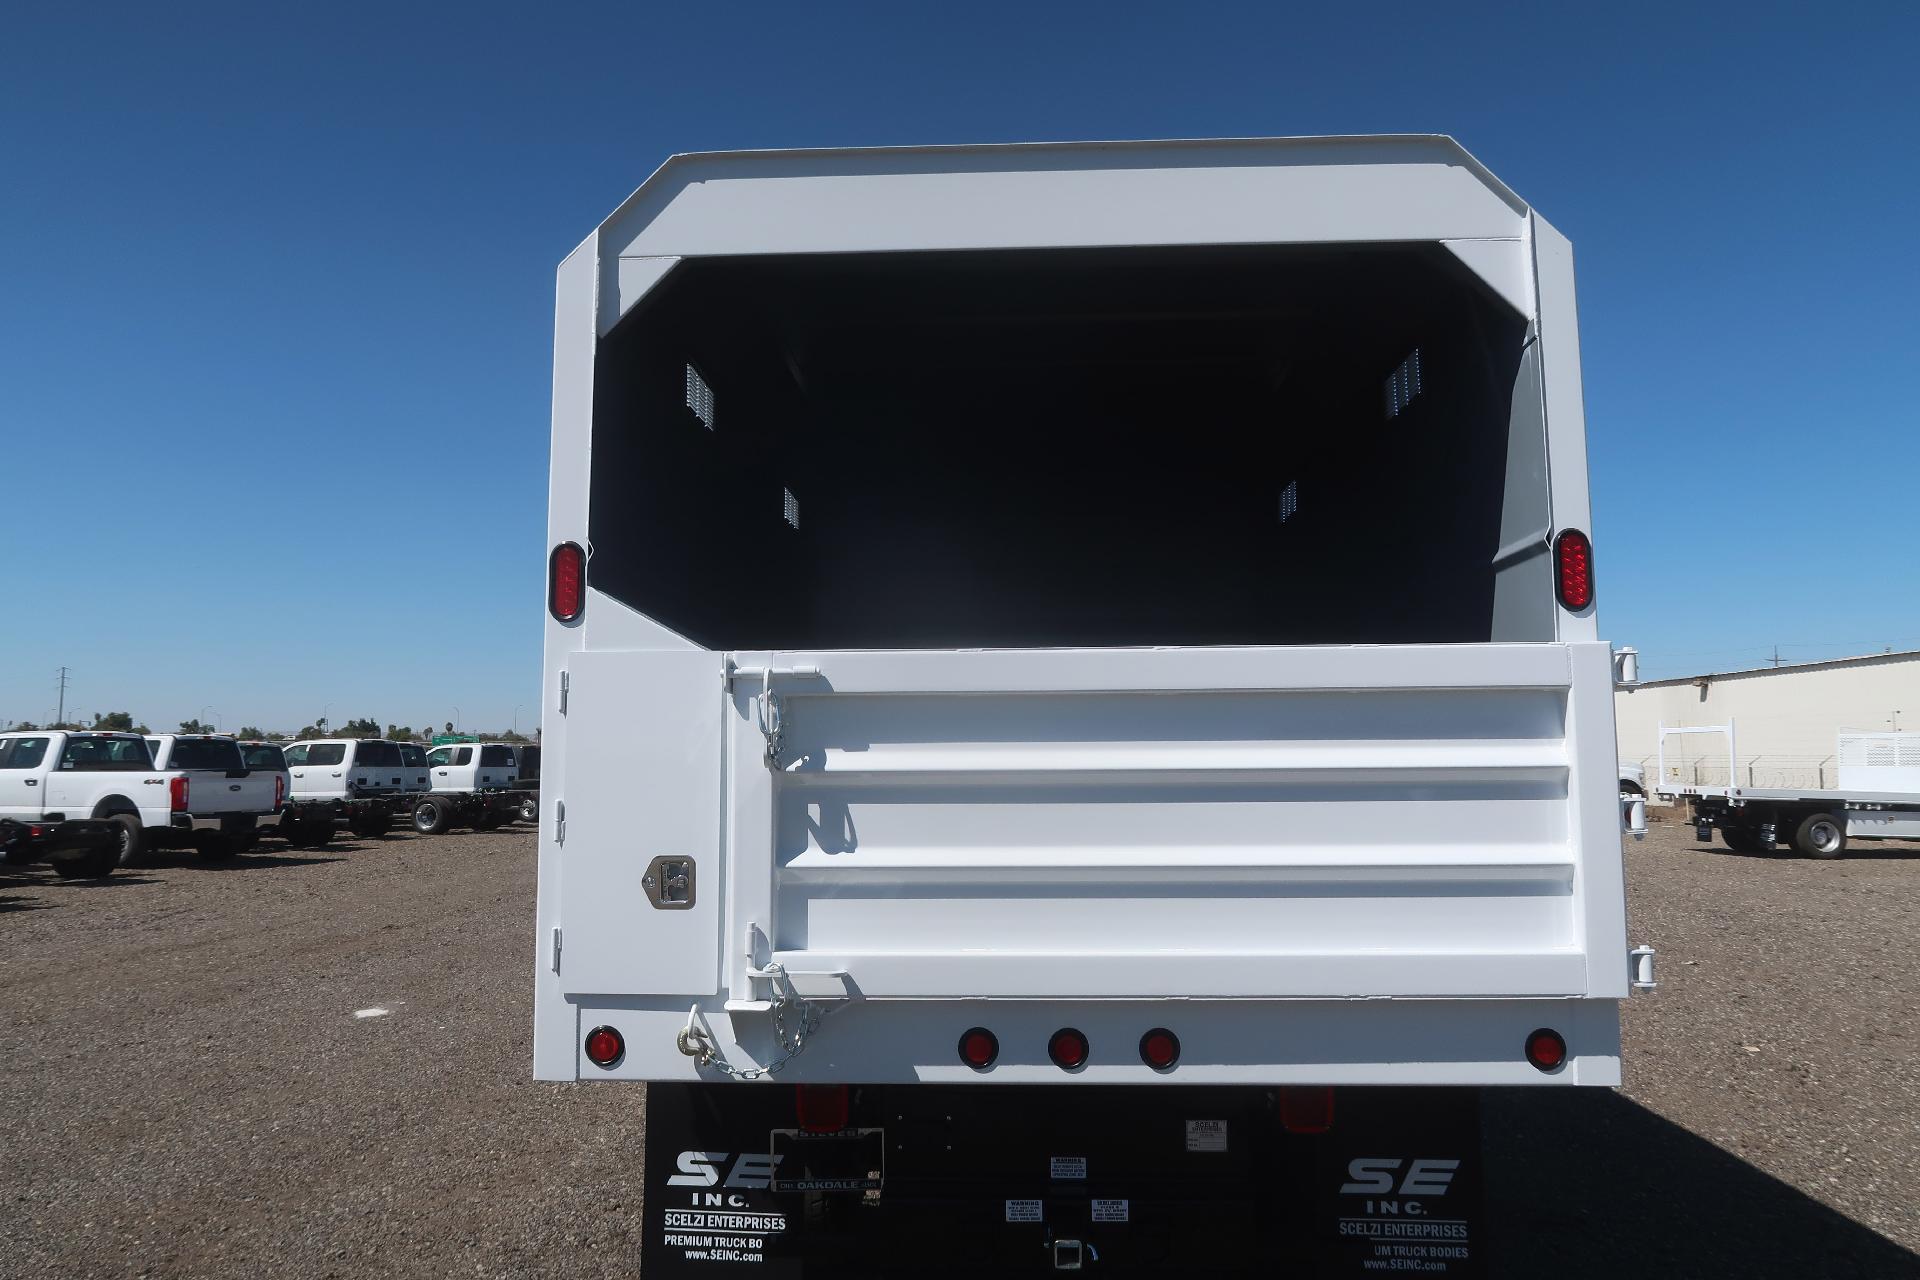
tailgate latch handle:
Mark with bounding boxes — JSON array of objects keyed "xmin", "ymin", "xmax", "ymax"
[{"xmin": 643, "ymin": 855, "xmax": 696, "ymax": 909}]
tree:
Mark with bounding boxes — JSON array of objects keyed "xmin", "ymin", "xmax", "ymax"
[
  {"xmin": 91, "ymin": 711, "xmax": 135, "ymax": 732},
  {"xmin": 444, "ymin": 721, "xmax": 454, "ymax": 734},
  {"xmin": 387, "ymin": 725, "xmax": 416, "ymax": 742},
  {"xmin": 178, "ymin": 718, "xmax": 212, "ymax": 734},
  {"xmin": 10, "ymin": 721, "xmax": 39, "ymax": 731},
  {"xmin": 498, "ymin": 729, "xmax": 529, "ymax": 743},
  {"xmin": 294, "ymin": 716, "xmax": 330, "ymax": 739},
  {"xmin": 236, "ymin": 726, "xmax": 268, "ymax": 741},
  {"xmin": 338, "ymin": 717, "xmax": 381, "ymax": 738}
]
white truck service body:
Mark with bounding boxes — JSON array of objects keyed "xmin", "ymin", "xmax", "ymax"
[
  {"xmin": 427, "ymin": 742, "xmax": 519, "ymax": 792},
  {"xmin": 533, "ymin": 136, "xmax": 1647, "ymax": 1275}
]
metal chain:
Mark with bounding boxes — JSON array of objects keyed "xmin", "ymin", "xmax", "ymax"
[{"xmin": 675, "ymin": 963, "xmax": 822, "ymax": 1080}]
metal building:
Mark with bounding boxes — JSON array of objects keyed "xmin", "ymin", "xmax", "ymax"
[{"xmin": 1616, "ymin": 649, "xmax": 1920, "ymax": 792}]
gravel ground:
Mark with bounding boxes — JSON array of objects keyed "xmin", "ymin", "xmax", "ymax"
[{"xmin": 3, "ymin": 820, "xmax": 1917, "ymax": 1277}]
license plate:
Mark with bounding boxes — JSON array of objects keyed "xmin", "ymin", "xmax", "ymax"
[{"xmin": 769, "ymin": 1127, "xmax": 885, "ymax": 1192}]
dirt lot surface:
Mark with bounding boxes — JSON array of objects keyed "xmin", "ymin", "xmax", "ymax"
[{"xmin": 3, "ymin": 821, "xmax": 1917, "ymax": 1278}]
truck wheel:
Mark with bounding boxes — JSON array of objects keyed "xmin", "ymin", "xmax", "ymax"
[
  {"xmin": 413, "ymin": 799, "xmax": 451, "ymax": 836},
  {"xmin": 1792, "ymin": 812, "xmax": 1847, "ymax": 859},
  {"xmin": 53, "ymin": 848, "xmax": 117, "ymax": 879},
  {"xmin": 1720, "ymin": 826, "xmax": 1765, "ymax": 854},
  {"xmin": 109, "ymin": 815, "xmax": 145, "ymax": 868},
  {"xmin": 195, "ymin": 832, "xmax": 237, "ymax": 860},
  {"xmin": 309, "ymin": 819, "xmax": 337, "ymax": 846},
  {"xmin": 477, "ymin": 811, "xmax": 505, "ymax": 831},
  {"xmin": 348, "ymin": 816, "xmax": 376, "ymax": 839},
  {"xmin": 518, "ymin": 797, "xmax": 538, "ymax": 824},
  {"xmin": 368, "ymin": 811, "xmax": 394, "ymax": 837}
]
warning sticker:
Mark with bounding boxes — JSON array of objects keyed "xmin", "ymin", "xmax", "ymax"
[
  {"xmin": 1049, "ymin": 1155, "xmax": 1087, "ymax": 1180},
  {"xmin": 1185, "ymin": 1119, "xmax": 1229, "ymax": 1152},
  {"xmin": 1091, "ymin": 1199, "xmax": 1130, "ymax": 1223},
  {"xmin": 1005, "ymin": 1199, "xmax": 1044, "ymax": 1223}
]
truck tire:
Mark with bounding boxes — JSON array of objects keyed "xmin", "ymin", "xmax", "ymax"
[
  {"xmin": 53, "ymin": 848, "xmax": 117, "ymax": 879},
  {"xmin": 518, "ymin": 796, "xmax": 538, "ymax": 825},
  {"xmin": 1791, "ymin": 812, "xmax": 1847, "ymax": 859},
  {"xmin": 348, "ymin": 815, "xmax": 378, "ymax": 839},
  {"xmin": 413, "ymin": 798, "xmax": 451, "ymax": 836},
  {"xmin": 1720, "ymin": 826, "xmax": 1766, "ymax": 854},
  {"xmin": 309, "ymin": 818, "xmax": 337, "ymax": 846},
  {"xmin": 368, "ymin": 811, "xmax": 394, "ymax": 837},
  {"xmin": 477, "ymin": 811, "xmax": 505, "ymax": 831},
  {"xmin": 109, "ymin": 815, "xmax": 144, "ymax": 868},
  {"xmin": 195, "ymin": 831, "xmax": 237, "ymax": 860}
]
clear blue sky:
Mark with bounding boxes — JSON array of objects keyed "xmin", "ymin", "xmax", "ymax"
[{"xmin": 4, "ymin": 2, "xmax": 1916, "ymax": 731}]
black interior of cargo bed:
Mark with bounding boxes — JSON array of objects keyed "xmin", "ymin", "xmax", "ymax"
[{"xmin": 588, "ymin": 243, "xmax": 1533, "ymax": 650}]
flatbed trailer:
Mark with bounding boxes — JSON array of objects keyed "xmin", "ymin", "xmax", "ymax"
[{"xmin": 1656, "ymin": 724, "xmax": 1920, "ymax": 857}]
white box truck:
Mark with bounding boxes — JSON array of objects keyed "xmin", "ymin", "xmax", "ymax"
[{"xmin": 533, "ymin": 136, "xmax": 1648, "ymax": 1276}]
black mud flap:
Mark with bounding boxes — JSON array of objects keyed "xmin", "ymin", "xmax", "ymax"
[{"xmin": 641, "ymin": 1084, "xmax": 1484, "ymax": 1278}]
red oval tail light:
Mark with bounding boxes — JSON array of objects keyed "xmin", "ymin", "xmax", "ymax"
[
  {"xmin": 550, "ymin": 541, "xmax": 585, "ymax": 623},
  {"xmin": 1554, "ymin": 529, "xmax": 1593, "ymax": 610}
]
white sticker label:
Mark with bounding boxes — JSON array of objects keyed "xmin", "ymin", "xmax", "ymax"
[
  {"xmin": 1186, "ymin": 1119, "xmax": 1229, "ymax": 1152},
  {"xmin": 1005, "ymin": 1199, "xmax": 1043, "ymax": 1223},
  {"xmin": 1050, "ymin": 1156, "xmax": 1087, "ymax": 1180},
  {"xmin": 1092, "ymin": 1199, "xmax": 1130, "ymax": 1223}
]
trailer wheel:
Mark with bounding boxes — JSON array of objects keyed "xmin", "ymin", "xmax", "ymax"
[
  {"xmin": 52, "ymin": 848, "xmax": 117, "ymax": 879},
  {"xmin": 1720, "ymin": 826, "xmax": 1766, "ymax": 854},
  {"xmin": 413, "ymin": 799, "xmax": 451, "ymax": 836},
  {"xmin": 1792, "ymin": 812, "xmax": 1847, "ymax": 859},
  {"xmin": 109, "ymin": 815, "xmax": 145, "ymax": 868}
]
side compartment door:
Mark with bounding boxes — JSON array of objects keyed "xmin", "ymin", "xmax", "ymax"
[{"xmin": 559, "ymin": 649, "xmax": 725, "ymax": 997}]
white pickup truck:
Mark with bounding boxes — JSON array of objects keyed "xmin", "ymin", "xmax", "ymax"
[
  {"xmin": 143, "ymin": 734, "xmax": 283, "ymax": 857},
  {"xmin": 0, "ymin": 731, "xmax": 172, "ymax": 866},
  {"xmin": 534, "ymin": 136, "xmax": 1651, "ymax": 1273}
]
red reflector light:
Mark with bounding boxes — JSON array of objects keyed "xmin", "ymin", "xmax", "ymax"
[
  {"xmin": 958, "ymin": 1027, "xmax": 999, "ymax": 1071},
  {"xmin": 1048, "ymin": 1028, "xmax": 1090, "ymax": 1071},
  {"xmin": 795, "ymin": 1084, "xmax": 850, "ymax": 1134},
  {"xmin": 169, "ymin": 775, "xmax": 189, "ymax": 813},
  {"xmin": 1279, "ymin": 1085, "xmax": 1336, "ymax": 1134},
  {"xmin": 274, "ymin": 774, "xmax": 285, "ymax": 808},
  {"xmin": 1525, "ymin": 1027, "xmax": 1567, "ymax": 1072},
  {"xmin": 549, "ymin": 541, "xmax": 585, "ymax": 623},
  {"xmin": 1138, "ymin": 1028, "xmax": 1180, "ymax": 1070},
  {"xmin": 584, "ymin": 1024, "xmax": 624, "ymax": 1067},
  {"xmin": 1554, "ymin": 529, "xmax": 1593, "ymax": 610}
]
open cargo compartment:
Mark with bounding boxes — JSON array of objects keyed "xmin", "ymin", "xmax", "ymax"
[
  {"xmin": 537, "ymin": 138, "xmax": 1629, "ymax": 1089},
  {"xmin": 588, "ymin": 241, "xmax": 1554, "ymax": 650}
]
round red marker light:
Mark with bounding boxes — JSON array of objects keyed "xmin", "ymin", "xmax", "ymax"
[
  {"xmin": 1139, "ymin": 1028, "xmax": 1180, "ymax": 1070},
  {"xmin": 1525, "ymin": 1027, "xmax": 1567, "ymax": 1072},
  {"xmin": 958, "ymin": 1027, "xmax": 999, "ymax": 1071},
  {"xmin": 584, "ymin": 1024, "xmax": 624, "ymax": 1068},
  {"xmin": 1048, "ymin": 1028, "xmax": 1090, "ymax": 1071}
]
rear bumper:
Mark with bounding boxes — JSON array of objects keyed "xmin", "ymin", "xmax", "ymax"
[
  {"xmin": 169, "ymin": 811, "xmax": 274, "ymax": 833},
  {"xmin": 547, "ymin": 996, "xmax": 1624, "ymax": 1088},
  {"xmin": 1, "ymin": 819, "xmax": 117, "ymax": 865}
]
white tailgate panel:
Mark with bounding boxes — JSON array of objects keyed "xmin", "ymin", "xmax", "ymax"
[{"xmin": 561, "ymin": 649, "xmax": 725, "ymax": 996}]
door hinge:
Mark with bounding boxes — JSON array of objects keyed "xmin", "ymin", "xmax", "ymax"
[
  {"xmin": 555, "ymin": 799, "xmax": 566, "ymax": 845},
  {"xmin": 558, "ymin": 670, "xmax": 570, "ymax": 715},
  {"xmin": 551, "ymin": 926, "xmax": 562, "ymax": 974}
]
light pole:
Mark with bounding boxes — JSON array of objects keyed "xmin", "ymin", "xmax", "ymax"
[{"xmin": 452, "ymin": 706, "xmax": 462, "ymax": 733}]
